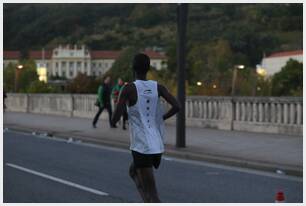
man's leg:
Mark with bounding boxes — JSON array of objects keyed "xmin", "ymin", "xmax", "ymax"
[
  {"xmin": 136, "ymin": 168, "xmax": 161, "ymax": 203},
  {"xmin": 129, "ymin": 163, "xmax": 147, "ymax": 202},
  {"xmin": 106, "ymin": 104, "xmax": 115, "ymax": 128},
  {"xmin": 92, "ymin": 106, "xmax": 104, "ymax": 127},
  {"xmin": 122, "ymin": 107, "xmax": 128, "ymax": 130}
]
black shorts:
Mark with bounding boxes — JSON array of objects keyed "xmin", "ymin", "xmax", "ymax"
[{"xmin": 131, "ymin": 150, "xmax": 162, "ymax": 169}]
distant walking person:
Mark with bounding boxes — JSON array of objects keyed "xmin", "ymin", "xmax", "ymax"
[
  {"xmin": 93, "ymin": 76, "xmax": 116, "ymax": 128},
  {"xmin": 111, "ymin": 53, "xmax": 180, "ymax": 202},
  {"xmin": 112, "ymin": 78, "xmax": 128, "ymax": 130},
  {"xmin": 3, "ymin": 90, "xmax": 7, "ymax": 112}
]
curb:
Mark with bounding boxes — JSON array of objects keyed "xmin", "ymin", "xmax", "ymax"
[{"xmin": 4, "ymin": 125, "xmax": 302, "ymax": 177}]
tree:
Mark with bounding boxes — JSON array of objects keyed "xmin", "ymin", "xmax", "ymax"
[
  {"xmin": 18, "ymin": 59, "xmax": 39, "ymax": 92},
  {"xmin": 3, "ymin": 59, "xmax": 38, "ymax": 92},
  {"xmin": 3, "ymin": 62, "xmax": 16, "ymax": 92},
  {"xmin": 271, "ymin": 59, "xmax": 302, "ymax": 96},
  {"xmin": 106, "ymin": 46, "xmax": 140, "ymax": 82},
  {"xmin": 66, "ymin": 72, "xmax": 99, "ymax": 93},
  {"xmin": 27, "ymin": 80, "xmax": 59, "ymax": 93}
]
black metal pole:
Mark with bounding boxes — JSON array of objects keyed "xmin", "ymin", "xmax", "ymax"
[{"xmin": 176, "ymin": 3, "xmax": 188, "ymax": 148}]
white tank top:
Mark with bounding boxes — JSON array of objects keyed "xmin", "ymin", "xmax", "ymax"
[{"xmin": 127, "ymin": 80, "xmax": 165, "ymax": 154}]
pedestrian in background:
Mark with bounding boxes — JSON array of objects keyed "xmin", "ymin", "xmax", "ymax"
[
  {"xmin": 92, "ymin": 76, "xmax": 116, "ymax": 128},
  {"xmin": 112, "ymin": 78, "xmax": 128, "ymax": 130}
]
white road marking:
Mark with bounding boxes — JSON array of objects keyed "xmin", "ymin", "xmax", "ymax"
[{"xmin": 6, "ymin": 163, "xmax": 109, "ymax": 196}]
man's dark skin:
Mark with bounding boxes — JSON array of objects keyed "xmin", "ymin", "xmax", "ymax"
[{"xmin": 111, "ymin": 72, "xmax": 180, "ymax": 203}]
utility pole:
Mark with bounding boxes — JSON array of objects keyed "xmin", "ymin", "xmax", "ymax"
[{"xmin": 176, "ymin": 3, "xmax": 188, "ymax": 148}]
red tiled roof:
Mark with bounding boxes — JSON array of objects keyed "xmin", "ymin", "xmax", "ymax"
[
  {"xmin": 90, "ymin": 51, "xmax": 121, "ymax": 59},
  {"xmin": 29, "ymin": 50, "xmax": 52, "ymax": 59},
  {"xmin": 143, "ymin": 50, "xmax": 166, "ymax": 59},
  {"xmin": 267, "ymin": 50, "xmax": 303, "ymax": 58},
  {"xmin": 3, "ymin": 51, "xmax": 20, "ymax": 59}
]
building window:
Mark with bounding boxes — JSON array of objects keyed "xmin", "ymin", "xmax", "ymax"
[
  {"xmin": 92, "ymin": 63, "xmax": 96, "ymax": 68},
  {"xmin": 55, "ymin": 62, "xmax": 59, "ymax": 68},
  {"xmin": 105, "ymin": 62, "xmax": 109, "ymax": 68},
  {"xmin": 99, "ymin": 63, "xmax": 102, "ymax": 68},
  {"xmin": 62, "ymin": 71, "xmax": 66, "ymax": 77},
  {"xmin": 93, "ymin": 71, "xmax": 96, "ymax": 76},
  {"xmin": 77, "ymin": 61, "xmax": 81, "ymax": 69},
  {"xmin": 85, "ymin": 62, "xmax": 87, "ymax": 68},
  {"xmin": 69, "ymin": 62, "xmax": 73, "ymax": 69},
  {"xmin": 70, "ymin": 70, "xmax": 73, "ymax": 76},
  {"xmin": 46, "ymin": 63, "xmax": 49, "ymax": 68}
]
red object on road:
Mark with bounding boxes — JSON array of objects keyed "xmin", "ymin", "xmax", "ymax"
[{"xmin": 275, "ymin": 190, "xmax": 285, "ymax": 203}]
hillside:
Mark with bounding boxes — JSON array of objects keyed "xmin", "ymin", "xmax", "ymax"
[{"xmin": 4, "ymin": 4, "xmax": 302, "ymax": 66}]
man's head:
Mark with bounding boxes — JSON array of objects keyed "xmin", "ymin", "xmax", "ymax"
[
  {"xmin": 104, "ymin": 76, "xmax": 111, "ymax": 84},
  {"xmin": 133, "ymin": 53, "xmax": 150, "ymax": 75},
  {"xmin": 118, "ymin": 78, "xmax": 123, "ymax": 85}
]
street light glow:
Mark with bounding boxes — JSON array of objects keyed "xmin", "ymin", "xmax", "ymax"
[
  {"xmin": 17, "ymin": 65, "xmax": 23, "ymax": 69},
  {"xmin": 213, "ymin": 84, "xmax": 217, "ymax": 89},
  {"xmin": 236, "ymin": 65, "xmax": 245, "ymax": 69},
  {"xmin": 256, "ymin": 65, "xmax": 267, "ymax": 77},
  {"xmin": 196, "ymin": 81, "xmax": 202, "ymax": 86}
]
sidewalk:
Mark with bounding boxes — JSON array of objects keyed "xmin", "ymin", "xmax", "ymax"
[{"xmin": 3, "ymin": 111, "xmax": 302, "ymax": 176}]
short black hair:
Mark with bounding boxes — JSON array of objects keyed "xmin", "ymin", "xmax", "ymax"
[{"xmin": 133, "ymin": 53, "xmax": 150, "ymax": 75}]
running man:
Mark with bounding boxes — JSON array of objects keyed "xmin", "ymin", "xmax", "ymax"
[{"xmin": 111, "ymin": 53, "xmax": 180, "ymax": 202}]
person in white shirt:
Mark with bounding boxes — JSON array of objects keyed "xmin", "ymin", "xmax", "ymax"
[{"xmin": 111, "ymin": 53, "xmax": 180, "ymax": 203}]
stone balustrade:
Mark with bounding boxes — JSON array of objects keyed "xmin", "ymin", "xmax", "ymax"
[{"xmin": 5, "ymin": 93, "xmax": 302, "ymax": 135}]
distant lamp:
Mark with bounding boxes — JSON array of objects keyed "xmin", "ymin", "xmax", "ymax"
[
  {"xmin": 196, "ymin": 81, "xmax": 202, "ymax": 86},
  {"xmin": 256, "ymin": 65, "xmax": 267, "ymax": 77},
  {"xmin": 17, "ymin": 65, "xmax": 23, "ymax": 69},
  {"xmin": 236, "ymin": 65, "xmax": 245, "ymax": 70},
  {"xmin": 213, "ymin": 84, "xmax": 217, "ymax": 89},
  {"xmin": 257, "ymin": 87, "xmax": 261, "ymax": 91}
]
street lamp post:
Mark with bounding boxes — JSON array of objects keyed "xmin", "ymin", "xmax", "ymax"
[
  {"xmin": 231, "ymin": 65, "xmax": 245, "ymax": 96},
  {"xmin": 176, "ymin": 3, "xmax": 188, "ymax": 148},
  {"xmin": 14, "ymin": 64, "xmax": 24, "ymax": 92}
]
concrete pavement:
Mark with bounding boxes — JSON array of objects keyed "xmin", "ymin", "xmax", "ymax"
[{"xmin": 3, "ymin": 111, "xmax": 303, "ymax": 176}]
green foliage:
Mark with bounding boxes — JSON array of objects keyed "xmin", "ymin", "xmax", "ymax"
[
  {"xmin": 27, "ymin": 80, "xmax": 59, "ymax": 93},
  {"xmin": 3, "ymin": 4, "xmax": 302, "ymax": 96},
  {"xmin": 271, "ymin": 59, "xmax": 302, "ymax": 96},
  {"xmin": 105, "ymin": 47, "xmax": 139, "ymax": 82},
  {"xmin": 17, "ymin": 59, "xmax": 39, "ymax": 92},
  {"xmin": 3, "ymin": 59, "xmax": 38, "ymax": 92},
  {"xmin": 187, "ymin": 39, "xmax": 235, "ymax": 94},
  {"xmin": 3, "ymin": 62, "xmax": 16, "ymax": 92},
  {"xmin": 66, "ymin": 72, "xmax": 100, "ymax": 93}
]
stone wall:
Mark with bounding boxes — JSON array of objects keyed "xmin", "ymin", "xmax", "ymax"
[{"xmin": 6, "ymin": 93, "xmax": 303, "ymax": 135}]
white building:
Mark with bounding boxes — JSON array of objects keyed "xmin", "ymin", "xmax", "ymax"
[
  {"xmin": 261, "ymin": 50, "xmax": 303, "ymax": 76},
  {"xmin": 4, "ymin": 45, "xmax": 167, "ymax": 80}
]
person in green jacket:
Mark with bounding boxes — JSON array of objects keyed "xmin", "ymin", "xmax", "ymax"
[{"xmin": 92, "ymin": 76, "xmax": 116, "ymax": 128}]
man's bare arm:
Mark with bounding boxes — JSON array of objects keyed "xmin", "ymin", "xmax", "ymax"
[
  {"xmin": 111, "ymin": 86, "xmax": 128, "ymax": 125},
  {"xmin": 158, "ymin": 84, "xmax": 180, "ymax": 120}
]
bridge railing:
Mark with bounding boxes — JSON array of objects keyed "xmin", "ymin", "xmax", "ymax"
[{"xmin": 6, "ymin": 93, "xmax": 302, "ymax": 135}]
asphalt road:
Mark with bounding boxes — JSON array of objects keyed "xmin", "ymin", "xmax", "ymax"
[{"xmin": 3, "ymin": 130, "xmax": 303, "ymax": 203}]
